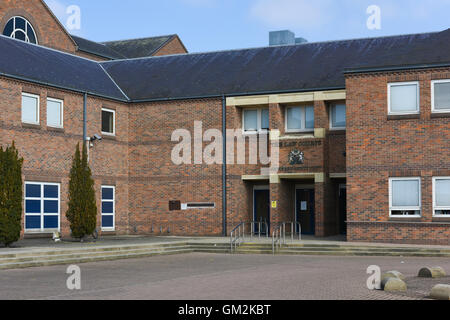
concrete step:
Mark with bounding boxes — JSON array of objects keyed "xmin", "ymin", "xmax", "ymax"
[
  {"xmin": 0, "ymin": 248, "xmax": 193, "ymax": 270},
  {"xmin": 0, "ymin": 245, "xmax": 191, "ymax": 265},
  {"xmin": 278, "ymin": 250, "xmax": 450, "ymax": 257}
]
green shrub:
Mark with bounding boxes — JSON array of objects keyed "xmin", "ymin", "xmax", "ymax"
[
  {"xmin": 66, "ymin": 143, "xmax": 97, "ymax": 239},
  {"xmin": 0, "ymin": 142, "xmax": 23, "ymax": 247}
]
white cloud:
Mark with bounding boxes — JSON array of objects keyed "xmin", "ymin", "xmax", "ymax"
[{"xmin": 250, "ymin": 0, "xmax": 333, "ymax": 30}]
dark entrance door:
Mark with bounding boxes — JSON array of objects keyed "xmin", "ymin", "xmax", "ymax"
[
  {"xmin": 296, "ymin": 189, "xmax": 315, "ymax": 235},
  {"xmin": 339, "ymin": 185, "xmax": 347, "ymax": 235},
  {"xmin": 254, "ymin": 189, "xmax": 270, "ymax": 234}
]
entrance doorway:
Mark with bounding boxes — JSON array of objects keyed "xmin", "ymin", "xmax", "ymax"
[
  {"xmin": 338, "ymin": 184, "xmax": 347, "ymax": 235},
  {"xmin": 295, "ymin": 188, "xmax": 315, "ymax": 235},
  {"xmin": 253, "ymin": 186, "xmax": 270, "ymax": 234}
]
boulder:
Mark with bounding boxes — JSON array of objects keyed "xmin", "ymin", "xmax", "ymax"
[
  {"xmin": 381, "ymin": 277, "xmax": 407, "ymax": 292},
  {"xmin": 418, "ymin": 267, "xmax": 446, "ymax": 278},
  {"xmin": 430, "ymin": 284, "xmax": 450, "ymax": 300},
  {"xmin": 381, "ymin": 270, "xmax": 405, "ymax": 281}
]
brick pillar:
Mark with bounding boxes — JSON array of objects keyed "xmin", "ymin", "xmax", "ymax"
[
  {"xmin": 270, "ymin": 178, "xmax": 292, "ymax": 234},
  {"xmin": 314, "ymin": 174, "xmax": 334, "ymax": 237}
]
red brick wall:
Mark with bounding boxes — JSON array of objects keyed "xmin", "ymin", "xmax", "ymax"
[
  {"xmin": 0, "ymin": 77, "xmax": 129, "ymax": 238},
  {"xmin": 0, "ymin": 0, "xmax": 77, "ymax": 54},
  {"xmin": 152, "ymin": 36, "xmax": 187, "ymax": 57},
  {"xmin": 346, "ymin": 67, "xmax": 450, "ymax": 245}
]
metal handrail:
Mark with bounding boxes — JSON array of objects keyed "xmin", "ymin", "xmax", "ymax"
[
  {"xmin": 230, "ymin": 221, "xmax": 269, "ymax": 253},
  {"xmin": 272, "ymin": 221, "xmax": 302, "ymax": 254}
]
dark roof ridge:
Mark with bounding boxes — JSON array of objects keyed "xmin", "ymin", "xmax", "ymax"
[
  {"xmin": 100, "ymin": 29, "xmax": 443, "ymax": 64},
  {"xmin": 101, "ymin": 34, "xmax": 176, "ymax": 44}
]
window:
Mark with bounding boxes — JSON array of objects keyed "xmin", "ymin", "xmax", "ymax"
[
  {"xmin": 243, "ymin": 108, "xmax": 269, "ymax": 133},
  {"xmin": 432, "ymin": 80, "xmax": 450, "ymax": 113},
  {"xmin": 389, "ymin": 178, "xmax": 421, "ymax": 217},
  {"xmin": 101, "ymin": 108, "xmax": 115, "ymax": 135},
  {"xmin": 22, "ymin": 93, "xmax": 39, "ymax": 125},
  {"xmin": 47, "ymin": 98, "xmax": 63, "ymax": 128},
  {"xmin": 25, "ymin": 182, "xmax": 60, "ymax": 232},
  {"xmin": 433, "ymin": 177, "xmax": 450, "ymax": 216},
  {"xmin": 101, "ymin": 186, "xmax": 115, "ymax": 231},
  {"xmin": 388, "ymin": 82, "xmax": 420, "ymax": 115},
  {"xmin": 3, "ymin": 16, "xmax": 38, "ymax": 44},
  {"xmin": 285, "ymin": 105, "xmax": 314, "ymax": 132},
  {"xmin": 330, "ymin": 103, "xmax": 346, "ymax": 129}
]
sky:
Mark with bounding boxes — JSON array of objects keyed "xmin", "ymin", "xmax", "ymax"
[{"xmin": 44, "ymin": 0, "xmax": 450, "ymax": 53}]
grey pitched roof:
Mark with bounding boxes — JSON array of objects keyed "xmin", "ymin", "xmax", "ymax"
[
  {"xmin": 1, "ymin": 29, "xmax": 450, "ymax": 103},
  {"xmin": 100, "ymin": 29, "xmax": 450, "ymax": 101},
  {"xmin": 0, "ymin": 35, "xmax": 128, "ymax": 101},
  {"xmin": 71, "ymin": 35, "xmax": 126, "ymax": 60},
  {"xmin": 102, "ymin": 35, "xmax": 177, "ymax": 58}
]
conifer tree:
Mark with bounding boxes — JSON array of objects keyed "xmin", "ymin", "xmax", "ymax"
[
  {"xmin": 66, "ymin": 143, "xmax": 97, "ymax": 239},
  {"xmin": 0, "ymin": 142, "xmax": 23, "ymax": 247}
]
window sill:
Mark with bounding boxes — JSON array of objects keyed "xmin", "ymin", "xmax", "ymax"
[
  {"xmin": 22, "ymin": 122, "xmax": 41, "ymax": 129},
  {"xmin": 432, "ymin": 216, "xmax": 450, "ymax": 222},
  {"xmin": 46, "ymin": 126, "xmax": 64, "ymax": 133},
  {"xmin": 102, "ymin": 134, "xmax": 117, "ymax": 140},
  {"xmin": 387, "ymin": 114, "xmax": 420, "ymax": 120},
  {"xmin": 389, "ymin": 216, "xmax": 422, "ymax": 222},
  {"xmin": 430, "ymin": 112, "xmax": 450, "ymax": 119}
]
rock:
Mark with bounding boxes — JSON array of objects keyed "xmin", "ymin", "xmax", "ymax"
[
  {"xmin": 430, "ymin": 284, "xmax": 450, "ymax": 300},
  {"xmin": 381, "ymin": 270, "xmax": 405, "ymax": 281},
  {"xmin": 381, "ymin": 277, "xmax": 407, "ymax": 292},
  {"xmin": 418, "ymin": 267, "xmax": 446, "ymax": 278}
]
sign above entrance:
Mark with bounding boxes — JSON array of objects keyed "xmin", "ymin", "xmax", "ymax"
[{"xmin": 288, "ymin": 150, "xmax": 304, "ymax": 165}]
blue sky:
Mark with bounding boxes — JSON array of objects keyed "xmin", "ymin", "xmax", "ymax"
[{"xmin": 44, "ymin": 0, "xmax": 450, "ymax": 53}]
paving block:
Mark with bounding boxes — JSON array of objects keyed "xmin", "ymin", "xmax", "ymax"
[
  {"xmin": 381, "ymin": 270, "xmax": 405, "ymax": 281},
  {"xmin": 418, "ymin": 267, "xmax": 446, "ymax": 278},
  {"xmin": 381, "ymin": 277, "xmax": 407, "ymax": 292},
  {"xmin": 430, "ymin": 284, "xmax": 450, "ymax": 300}
]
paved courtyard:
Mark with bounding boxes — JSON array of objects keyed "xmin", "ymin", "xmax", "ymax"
[{"xmin": 0, "ymin": 253, "xmax": 449, "ymax": 300}]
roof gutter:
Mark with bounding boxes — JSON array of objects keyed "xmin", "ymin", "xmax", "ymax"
[
  {"xmin": 344, "ymin": 62, "xmax": 450, "ymax": 74},
  {"xmin": 128, "ymin": 86, "xmax": 346, "ymax": 104},
  {"xmin": 0, "ymin": 72, "xmax": 129, "ymax": 103}
]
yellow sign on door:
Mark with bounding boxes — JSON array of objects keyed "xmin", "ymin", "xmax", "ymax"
[{"xmin": 271, "ymin": 201, "xmax": 277, "ymax": 209}]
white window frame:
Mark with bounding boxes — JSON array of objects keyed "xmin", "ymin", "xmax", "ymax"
[
  {"xmin": 389, "ymin": 177, "xmax": 421, "ymax": 218},
  {"xmin": 22, "ymin": 92, "xmax": 40, "ymax": 125},
  {"xmin": 101, "ymin": 185, "xmax": 115, "ymax": 231},
  {"xmin": 24, "ymin": 182, "xmax": 60, "ymax": 233},
  {"xmin": 431, "ymin": 79, "xmax": 450, "ymax": 113},
  {"xmin": 329, "ymin": 103, "xmax": 346, "ymax": 130},
  {"xmin": 46, "ymin": 97, "xmax": 64, "ymax": 128},
  {"xmin": 388, "ymin": 82, "xmax": 420, "ymax": 115},
  {"xmin": 242, "ymin": 108, "xmax": 269, "ymax": 134},
  {"xmin": 101, "ymin": 108, "xmax": 116, "ymax": 136},
  {"xmin": 432, "ymin": 177, "xmax": 450, "ymax": 217},
  {"xmin": 4, "ymin": 16, "xmax": 39, "ymax": 44},
  {"xmin": 285, "ymin": 105, "xmax": 314, "ymax": 133}
]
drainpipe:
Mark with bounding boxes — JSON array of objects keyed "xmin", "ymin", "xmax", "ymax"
[
  {"xmin": 222, "ymin": 95, "xmax": 227, "ymax": 236},
  {"xmin": 83, "ymin": 92, "xmax": 87, "ymax": 143}
]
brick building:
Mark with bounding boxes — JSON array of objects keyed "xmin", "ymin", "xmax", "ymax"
[{"xmin": 1, "ymin": 0, "xmax": 450, "ymax": 245}]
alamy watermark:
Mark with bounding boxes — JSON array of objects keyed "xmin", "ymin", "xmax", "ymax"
[
  {"xmin": 171, "ymin": 121, "xmax": 280, "ymax": 175},
  {"xmin": 66, "ymin": 265, "xmax": 81, "ymax": 290},
  {"xmin": 367, "ymin": 5, "xmax": 381, "ymax": 30}
]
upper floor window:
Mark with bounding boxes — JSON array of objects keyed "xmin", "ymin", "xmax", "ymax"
[
  {"xmin": 285, "ymin": 105, "xmax": 314, "ymax": 133},
  {"xmin": 101, "ymin": 108, "xmax": 115, "ymax": 136},
  {"xmin": 389, "ymin": 177, "xmax": 421, "ymax": 217},
  {"xmin": 3, "ymin": 16, "xmax": 38, "ymax": 44},
  {"xmin": 22, "ymin": 92, "xmax": 40, "ymax": 125},
  {"xmin": 243, "ymin": 108, "xmax": 269, "ymax": 133},
  {"xmin": 47, "ymin": 98, "xmax": 63, "ymax": 128},
  {"xmin": 433, "ymin": 177, "xmax": 450, "ymax": 217},
  {"xmin": 388, "ymin": 82, "xmax": 420, "ymax": 115},
  {"xmin": 330, "ymin": 103, "xmax": 346, "ymax": 129},
  {"xmin": 431, "ymin": 80, "xmax": 450, "ymax": 113}
]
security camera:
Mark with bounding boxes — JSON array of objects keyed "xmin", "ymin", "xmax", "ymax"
[{"xmin": 91, "ymin": 134, "xmax": 102, "ymax": 142}]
